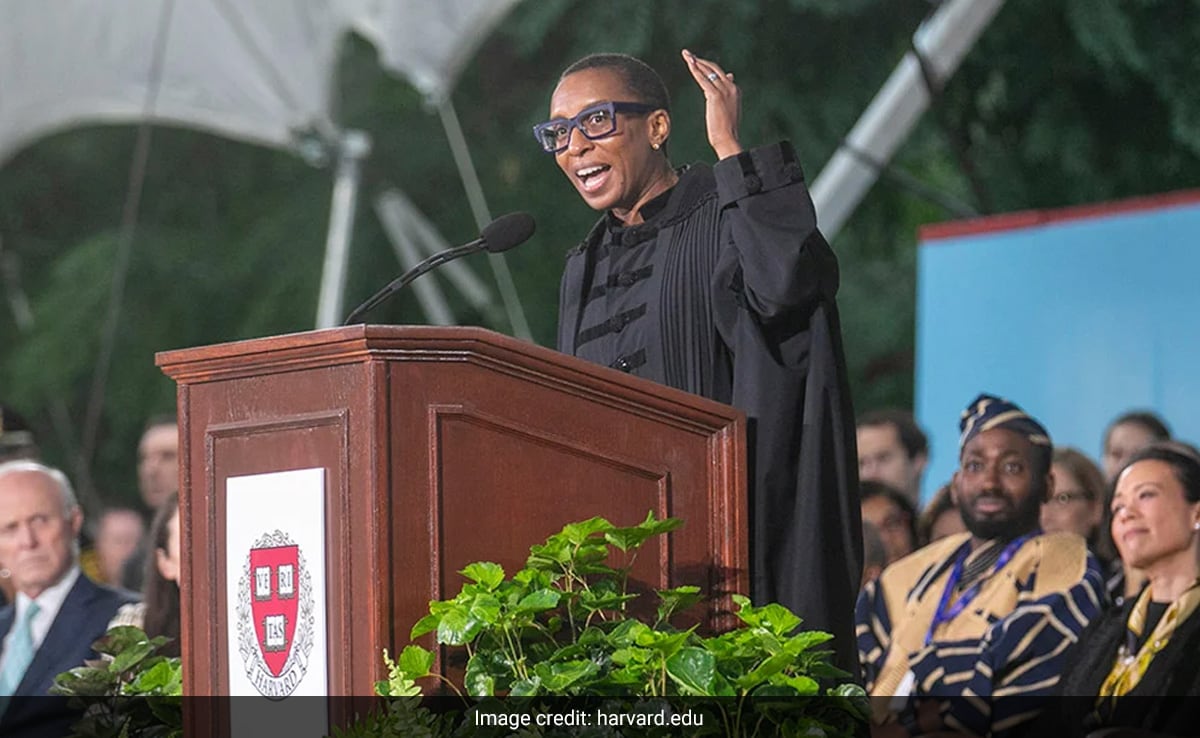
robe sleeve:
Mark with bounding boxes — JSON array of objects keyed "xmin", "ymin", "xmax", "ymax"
[{"xmin": 712, "ymin": 141, "xmax": 839, "ymax": 321}]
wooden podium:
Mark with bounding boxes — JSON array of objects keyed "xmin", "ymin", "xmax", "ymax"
[{"xmin": 157, "ymin": 325, "xmax": 747, "ymax": 712}]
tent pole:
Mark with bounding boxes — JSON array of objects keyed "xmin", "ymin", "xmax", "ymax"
[
  {"xmin": 809, "ymin": 0, "xmax": 1005, "ymax": 239},
  {"xmin": 315, "ymin": 130, "xmax": 371, "ymax": 328},
  {"xmin": 437, "ymin": 99, "xmax": 532, "ymax": 341}
]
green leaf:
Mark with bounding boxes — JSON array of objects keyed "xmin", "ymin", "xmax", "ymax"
[
  {"xmin": 665, "ymin": 647, "xmax": 718, "ymax": 696},
  {"xmin": 534, "ymin": 660, "xmax": 600, "ymax": 692},
  {"xmin": 577, "ymin": 589, "xmax": 638, "ymax": 613},
  {"xmin": 636, "ymin": 627, "xmax": 695, "ymax": 659},
  {"xmin": 111, "ymin": 641, "xmax": 157, "ymax": 674},
  {"xmin": 636, "ymin": 510, "xmax": 684, "ymax": 536},
  {"xmin": 735, "ymin": 652, "xmax": 794, "ymax": 691},
  {"xmin": 606, "ymin": 664, "xmax": 651, "ymax": 688},
  {"xmin": 93, "ymin": 626, "xmax": 152, "ymax": 657},
  {"xmin": 128, "ymin": 659, "xmax": 181, "ymax": 695},
  {"xmin": 831, "ymin": 682, "xmax": 868, "ymax": 698},
  {"xmin": 50, "ymin": 666, "xmax": 114, "ymax": 696},
  {"xmin": 397, "ymin": 645, "xmax": 434, "ymax": 679},
  {"xmin": 516, "ymin": 588, "xmax": 561, "ymax": 613},
  {"xmin": 509, "ymin": 676, "xmax": 542, "ymax": 696},
  {"xmin": 560, "ymin": 516, "xmax": 614, "ymax": 544},
  {"xmin": 436, "ymin": 606, "xmax": 484, "ymax": 646},
  {"xmin": 603, "ymin": 527, "xmax": 654, "ymax": 552},
  {"xmin": 734, "ymin": 599, "xmax": 802, "ymax": 637},
  {"xmin": 409, "ymin": 613, "xmax": 441, "ymax": 640},
  {"xmin": 527, "ymin": 538, "xmax": 572, "ymax": 568},
  {"xmin": 460, "ymin": 562, "xmax": 505, "ymax": 590},
  {"xmin": 464, "ymin": 656, "xmax": 496, "ymax": 697},
  {"xmin": 770, "ymin": 673, "xmax": 819, "ymax": 695},
  {"xmin": 468, "ymin": 593, "xmax": 502, "ymax": 625},
  {"xmin": 611, "ymin": 646, "xmax": 653, "ymax": 666},
  {"xmin": 656, "ymin": 585, "xmax": 703, "ymax": 623},
  {"xmin": 609, "ymin": 619, "xmax": 653, "ymax": 646},
  {"xmin": 783, "ymin": 630, "xmax": 834, "ymax": 655},
  {"xmin": 512, "ymin": 567, "xmax": 553, "ymax": 589}
]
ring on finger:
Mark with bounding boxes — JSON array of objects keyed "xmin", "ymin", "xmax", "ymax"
[{"xmin": 706, "ymin": 71, "xmax": 720, "ymax": 82}]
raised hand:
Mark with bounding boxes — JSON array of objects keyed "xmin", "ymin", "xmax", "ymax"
[{"xmin": 682, "ymin": 49, "xmax": 743, "ymax": 160}]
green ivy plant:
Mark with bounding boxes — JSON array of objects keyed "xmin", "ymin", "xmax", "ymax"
[
  {"xmin": 373, "ymin": 512, "xmax": 867, "ymax": 737},
  {"xmin": 51, "ymin": 625, "xmax": 183, "ymax": 738}
]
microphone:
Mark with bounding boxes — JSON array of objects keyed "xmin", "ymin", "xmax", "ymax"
[{"xmin": 343, "ymin": 212, "xmax": 535, "ymax": 325}]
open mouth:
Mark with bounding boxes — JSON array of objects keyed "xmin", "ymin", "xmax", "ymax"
[
  {"xmin": 576, "ymin": 164, "xmax": 611, "ymax": 193},
  {"xmin": 973, "ymin": 495, "xmax": 1010, "ymax": 515}
]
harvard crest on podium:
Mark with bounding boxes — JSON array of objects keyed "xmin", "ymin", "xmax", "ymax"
[{"xmin": 235, "ymin": 529, "xmax": 316, "ymax": 699}]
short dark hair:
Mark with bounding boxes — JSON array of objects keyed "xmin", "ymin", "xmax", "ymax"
[
  {"xmin": 560, "ymin": 53, "xmax": 671, "ymax": 114},
  {"xmin": 1105, "ymin": 410, "xmax": 1171, "ymax": 446},
  {"xmin": 1118, "ymin": 441, "xmax": 1200, "ymax": 504},
  {"xmin": 860, "ymin": 479, "xmax": 919, "ymax": 549},
  {"xmin": 858, "ymin": 409, "xmax": 928, "ymax": 460},
  {"xmin": 143, "ymin": 413, "xmax": 177, "ymax": 433}
]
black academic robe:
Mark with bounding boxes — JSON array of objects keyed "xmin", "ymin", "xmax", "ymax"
[
  {"xmin": 1034, "ymin": 595, "xmax": 1200, "ymax": 737},
  {"xmin": 557, "ymin": 141, "xmax": 862, "ymax": 671}
]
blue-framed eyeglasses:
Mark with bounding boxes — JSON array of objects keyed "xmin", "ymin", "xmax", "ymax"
[{"xmin": 532, "ymin": 101, "xmax": 658, "ymax": 154}]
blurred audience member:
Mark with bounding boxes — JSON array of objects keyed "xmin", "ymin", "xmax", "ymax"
[
  {"xmin": 109, "ymin": 493, "xmax": 180, "ymax": 657},
  {"xmin": 1043, "ymin": 447, "xmax": 1112, "ymax": 559},
  {"xmin": 0, "ymin": 461, "xmax": 136, "ymax": 735},
  {"xmin": 0, "ymin": 405, "xmax": 38, "ymax": 465},
  {"xmin": 1102, "ymin": 410, "xmax": 1170, "ymax": 483},
  {"xmin": 860, "ymin": 480, "xmax": 918, "ymax": 565},
  {"xmin": 121, "ymin": 415, "xmax": 178, "ymax": 591},
  {"xmin": 861, "ymin": 520, "xmax": 887, "ymax": 590},
  {"xmin": 916, "ymin": 482, "xmax": 966, "ymax": 546},
  {"xmin": 93, "ymin": 508, "xmax": 145, "ymax": 587},
  {"xmin": 136, "ymin": 415, "xmax": 178, "ymax": 513},
  {"xmin": 1101, "ymin": 411, "xmax": 1169, "ymax": 607},
  {"xmin": 1047, "ymin": 442, "xmax": 1200, "ymax": 735},
  {"xmin": 857, "ymin": 409, "xmax": 928, "ymax": 509}
]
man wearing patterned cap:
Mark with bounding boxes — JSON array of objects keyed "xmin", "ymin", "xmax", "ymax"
[{"xmin": 855, "ymin": 393, "xmax": 1105, "ymax": 738}]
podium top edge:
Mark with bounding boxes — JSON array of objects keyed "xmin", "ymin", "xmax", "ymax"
[
  {"xmin": 155, "ymin": 325, "xmax": 504, "ymax": 368},
  {"xmin": 154, "ymin": 324, "xmax": 743, "ymax": 426}
]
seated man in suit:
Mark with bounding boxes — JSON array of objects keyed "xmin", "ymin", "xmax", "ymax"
[
  {"xmin": 856, "ymin": 394, "xmax": 1105, "ymax": 738},
  {"xmin": 0, "ymin": 460, "xmax": 138, "ymax": 736}
]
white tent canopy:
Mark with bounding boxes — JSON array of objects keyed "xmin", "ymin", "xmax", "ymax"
[
  {"xmin": 0, "ymin": 0, "xmax": 528, "ymax": 507},
  {"xmin": 0, "ymin": 0, "xmax": 520, "ymax": 163}
]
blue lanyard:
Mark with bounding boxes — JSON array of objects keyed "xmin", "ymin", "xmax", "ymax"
[{"xmin": 924, "ymin": 532, "xmax": 1034, "ymax": 646}]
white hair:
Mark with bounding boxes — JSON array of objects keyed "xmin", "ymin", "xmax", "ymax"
[{"xmin": 0, "ymin": 459, "xmax": 80, "ymax": 515}]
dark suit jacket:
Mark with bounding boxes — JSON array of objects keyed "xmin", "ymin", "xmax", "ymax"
[{"xmin": 0, "ymin": 573, "xmax": 138, "ymax": 738}]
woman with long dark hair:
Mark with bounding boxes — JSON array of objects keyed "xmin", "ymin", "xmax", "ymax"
[{"xmin": 108, "ymin": 493, "xmax": 180, "ymax": 656}]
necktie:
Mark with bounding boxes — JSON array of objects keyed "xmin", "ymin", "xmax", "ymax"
[{"xmin": 0, "ymin": 601, "xmax": 42, "ymax": 698}]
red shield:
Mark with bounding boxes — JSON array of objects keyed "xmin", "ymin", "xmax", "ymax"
[{"xmin": 249, "ymin": 545, "xmax": 300, "ymax": 677}]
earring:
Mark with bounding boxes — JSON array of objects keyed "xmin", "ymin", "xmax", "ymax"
[
  {"xmin": 1194, "ymin": 522, "xmax": 1200, "ymax": 530},
  {"xmin": 652, "ymin": 142, "xmax": 660, "ymax": 150}
]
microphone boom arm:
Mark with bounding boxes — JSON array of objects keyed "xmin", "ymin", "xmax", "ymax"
[{"xmin": 342, "ymin": 239, "xmax": 483, "ymax": 325}]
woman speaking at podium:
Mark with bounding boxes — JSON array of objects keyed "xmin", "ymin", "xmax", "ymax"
[{"xmin": 539, "ymin": 49, "xmax": 861, "ymax": 671}]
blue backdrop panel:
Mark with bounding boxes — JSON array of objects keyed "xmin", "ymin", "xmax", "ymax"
[{"xmin": 915, "ymin": 193, "xmax": 1200, "ymax": 504}]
